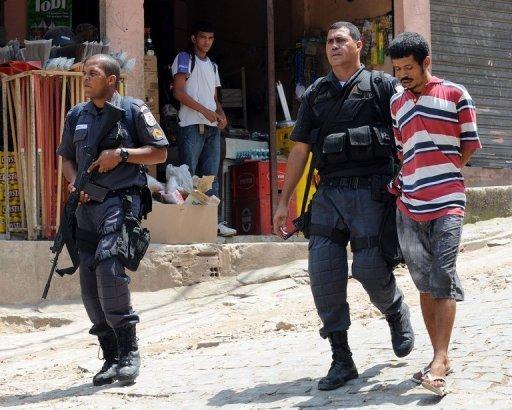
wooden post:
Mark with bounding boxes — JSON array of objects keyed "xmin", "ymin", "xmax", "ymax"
[
  {"xmin": 2, "ymin": 80, "xmax": 9, "ymax": 237},
  {"xmin": 266, "ymin": 0, "xmax": 278, "ymax": 227},
  {"xmin": 29, "ymin": 75, "xmax": 37, "ymax": 239},
  {"xmin": 6, "ymin": 81, "xmax": 26, "ymax": 231}
]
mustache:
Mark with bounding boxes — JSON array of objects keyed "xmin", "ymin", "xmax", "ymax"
[{"xmin": 401, "ymin": 78, "xmax": 413, "ymax": 82}]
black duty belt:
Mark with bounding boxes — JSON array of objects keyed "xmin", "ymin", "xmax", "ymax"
[
  {"xmin": 106, "ymin": 186, "xmax": 142, "ymax": 198},
  {"xmin": 320, "ymin": 176, "xmax": 372, "ymax": 189}
]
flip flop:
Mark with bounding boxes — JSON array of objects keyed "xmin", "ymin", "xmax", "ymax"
[
  {"xmin": 412, "ymin": 366, "xmax": 453, "ymax": 384},
  {"xmin": 421, "ymin": 372, "xmax": 448, "ymax": 396}
]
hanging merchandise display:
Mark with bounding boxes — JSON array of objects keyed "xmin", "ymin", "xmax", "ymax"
[
  {"xmin": 293, "ymin": 12, "xmax": 393, "ymax": 94},
  {"xmin": 355, "ymin": 12, "xmax": 393, "ymax": 68},
  {"xmin": 293, "ymin": 36, "xmax": 324, "ymax": 100},
  {"xmin": 0, "ymin": 153, "xmax": 21, "ymax": 234},
  {"xmin": 1, "ymin": 69, "xmax": 127, "ymax": 240},
  {"xmin": 27, "ymin": 0, "xmax": 73, "ymax": 40}
]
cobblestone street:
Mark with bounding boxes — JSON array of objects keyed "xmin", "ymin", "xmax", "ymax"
[{"xmin": 0, "ymin": 219, "xmax": 511, "ymax": 408}]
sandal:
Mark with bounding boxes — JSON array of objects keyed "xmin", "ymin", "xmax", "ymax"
[
  {"xmin": 412, "ymin": 365, "xmax": 453, "ymax": 384},
  {"xmin": 421, "ymin": 371, "xmax": 448, "ymax": 396}
]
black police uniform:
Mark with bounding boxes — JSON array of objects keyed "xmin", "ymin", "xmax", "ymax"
[
  {"xmin": 57, "ymin": 91, "xmax": 168, "ymax": 384},
  {"xmin": 291, "ymin": 67, "xmax": 414, "ymax": 389}
]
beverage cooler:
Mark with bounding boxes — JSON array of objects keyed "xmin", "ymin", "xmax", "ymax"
[{"xmin": 230, "ymin": 161, "xmax": 297, "ymax": 235}]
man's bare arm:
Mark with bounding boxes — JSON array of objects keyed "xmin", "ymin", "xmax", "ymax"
[
  {"xmin": 461, "ymin": 147, "xmax": 477, "ymax": 167},
  {"xmin": 279, "ymin": 142, "xmax": 311, "ymax": 206},
  {"xmin": 62, "ymin": 157, "xmax": 77, "ymax": 184},
  {"xmin": 173, "ymin": 73, "xmax": 217, "ymax": 123},
  {"xmin": 214, "ymin": 89, "xmax": 227, "ymax": 129},
  {"xmin": 273, "ymin": 142, "xmax": 311, "ymax": 233}
]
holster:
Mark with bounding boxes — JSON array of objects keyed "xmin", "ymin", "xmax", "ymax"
[
  {"xmin": 116, "ymin": 196, "xmax": 151, "ymax": 271},
  {"xmin": 95, "ymin": 196, "xmax": 151, "ymax": 271},
  {"xmin": 292, "ymin": 209, "xmax": 312, "ymax": 239},
  {"xmin": 378, "ymin": 197, "xmax": 404, "ymax": 268},
  {"xmin": 139, "ymin": 185, "xmax": 153, "ymax": 219},
  {"xmin": 370, "ymin": 175, "xmax": 393, "ymax": 203}
]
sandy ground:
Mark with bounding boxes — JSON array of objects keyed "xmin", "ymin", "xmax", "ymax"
[{"xmin": 0, "ymin": 218, "xmax": 511, "ymax": 408}]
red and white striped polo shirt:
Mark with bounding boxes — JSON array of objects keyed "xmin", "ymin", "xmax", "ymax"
[{"xmin": 389, "ymin": 76, "xmax": 482, "ymax": 222}]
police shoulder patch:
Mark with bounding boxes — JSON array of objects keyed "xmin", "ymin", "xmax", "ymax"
[
  {"xmin": 142, "ymin": 105, "xmax": 157, "ymax": 127},
  {"xmin": 152, "ymin": 128, "xmax": 164, "ymax": 140}
]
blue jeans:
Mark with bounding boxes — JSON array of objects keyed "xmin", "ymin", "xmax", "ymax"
[{"xmin": 177, "ymin": 124, "xmax": 220, "ymax": 198}]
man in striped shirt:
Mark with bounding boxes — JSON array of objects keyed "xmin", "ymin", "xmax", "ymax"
[{"xmin": 387, "ymin": 32, "xmax": 481, "ymax": 396}]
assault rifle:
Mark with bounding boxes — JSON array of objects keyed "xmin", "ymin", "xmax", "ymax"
[{"xmin": 42, "ymin": 102, "xmax": 124, "ymax": 299}]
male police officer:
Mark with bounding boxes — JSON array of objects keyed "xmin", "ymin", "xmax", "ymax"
[
  {"xmin": 57, "ymin": 54, "xmax": 168, "ymax": 385},
  {"xmin": 273, "ymin": 22, "xmax": 414, "ymax": 391}
]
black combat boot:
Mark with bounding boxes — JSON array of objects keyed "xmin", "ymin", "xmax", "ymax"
[
  {"xmin": 318, "ymin": 331, "xmax": 358, "ymax": 391},
  {"xmin": 115, "ymin": 324, "xmax": 140, "ymax": 385},
  {"xmin": 386, "ymin": 303, "xmax": 414, "ymax": 358},
  {"xmin": 93, "ymin": 331, "xmax": 118, "ymax": 386}
]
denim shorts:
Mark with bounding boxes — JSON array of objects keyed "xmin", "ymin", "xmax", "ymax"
[{"xmin": 396, "ymin": 211, "xmax": 464, "ymax": 301}]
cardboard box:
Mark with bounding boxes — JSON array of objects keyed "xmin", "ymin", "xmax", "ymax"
[
  {"xmin": 144, "ymin": 55, "xmax": 157, "ymax": 73},
  {"xmin": 143, "ymin": 202, "xmax": 218, "ymax": 244}
]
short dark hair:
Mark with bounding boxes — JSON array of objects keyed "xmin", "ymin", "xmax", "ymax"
[
  {"xmin": 192, "ymin": 21, "xmax": 215, "ymax": 36},
  {"xmin": 387, "ymin": 32, "xmax": 430, "ymax": 65},
  {"xmin": 329, "ymin": 21, "xmax": 361, "ymax": 41},
  {"xmin": 84, "ymin": 54, "xmax": 121, "ymax": 85}
]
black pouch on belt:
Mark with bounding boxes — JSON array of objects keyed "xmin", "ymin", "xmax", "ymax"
[
  {"xmin": 115, "ymin": 196, "xmax": 151, "ymax": 271},
  {"xmin": 139, "ymin": 185, "xmax": 153, "ymax": 219},
  {"xmin": 83, "ymin": 182, "xmax": 109, "ymax": 203},
  {"xmin": 292, "ymin": 205, "xmax": 312, "ymax": 239},
  {"xmin": 379, "ymin": 198, "xmax": 404, "ymax": 268}
]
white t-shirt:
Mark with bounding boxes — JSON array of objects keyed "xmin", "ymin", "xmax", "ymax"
[{"xmin": 171, "ymin": 52, "xmax": 221, "ymax": 127}]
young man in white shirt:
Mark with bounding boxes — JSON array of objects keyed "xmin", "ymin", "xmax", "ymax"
[{"xmin": 172, "ymin": 21, "xmax": 236, "ymax": 237}]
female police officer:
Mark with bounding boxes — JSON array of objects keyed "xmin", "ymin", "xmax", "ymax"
[{"xmin": 57, "ymin": 54, "xmax": 168, "ymax": 385}]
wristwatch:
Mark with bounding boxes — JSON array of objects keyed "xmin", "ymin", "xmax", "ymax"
[{"xmin": 119, "ymin": 147, "xmax": 129, "ymax": 162}]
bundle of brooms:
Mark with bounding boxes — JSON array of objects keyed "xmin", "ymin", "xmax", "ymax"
[{"xmin": 1, "ymin": 69, "xmax": 127, "ymax": 240}]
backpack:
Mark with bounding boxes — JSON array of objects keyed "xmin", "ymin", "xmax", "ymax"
[{"xmin": 168, "ymin": 52, "xmax": 217, "ymax": 112}]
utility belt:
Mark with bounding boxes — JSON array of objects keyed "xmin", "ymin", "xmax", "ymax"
[
  {"xmin": 320, "ymin": 176, "xmax": 372, "ymax": 189},
  {"xmin": 76, "ymin": 193, "xmax": 151, "ymax": 272},
  {"xmin": 83, "ymin": 183, "xmax": 141, "ymax": 203},
  {"xmin": 320, "ymin": 174, "xmax": 392, "ymax": 203},
  {"xmin": 106, "ymin": 186, "xmax": 142, "ymax": 198},
  {"xmin": 83, "ymin": 183, "xmax": 152, "ymax": 219},
  {"xmin": 292, "ymin": 173, "xmax": 402, "ymax": 268}
]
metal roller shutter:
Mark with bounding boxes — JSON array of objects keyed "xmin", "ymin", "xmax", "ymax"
[{"xmin": 430, "ymin": 0, "xmax": 512, "ymax": 168}]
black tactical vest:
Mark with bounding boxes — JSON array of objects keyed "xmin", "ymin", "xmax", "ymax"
[{"xmin": 310, "ymin": 70, "xmax": 395, "ymax": 178}]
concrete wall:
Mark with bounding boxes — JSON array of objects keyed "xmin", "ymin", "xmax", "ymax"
[
  {"xmin": 465, "ymin": 186, "xmax": 512, "ymax": 224},
  {"xmin": 0, "ymin": 241, "xmax": 308, "ymax": 305},
  {"xmin": 99, "ymin": 0, "xmax": 145, "ymax": 99},
  {"xmin": 393, "ymin": 0, "xmax": 431, "ymax": 44},
  {"xmin": 464, "ymin": 167, "xmax": 512, "ymax": 188}
]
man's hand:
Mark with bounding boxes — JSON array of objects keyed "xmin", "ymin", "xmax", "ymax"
[
  {"xmin": 87, "ymin": 149, "xmax": 121, "ymax": 173},
  {"xmin": 273, "ymin": 203, "xmax": 289, "ymax": 236},
  {"xmin": 216, "ymin": 113, "xmax": 228, "ymax": 130},
  {"xmin": 202, "ymin": 109, "xmax": 218, "ymax": 124},
  {"xmin": 68, "ymin": 183, "xmax": 90, "ymax": 204}
]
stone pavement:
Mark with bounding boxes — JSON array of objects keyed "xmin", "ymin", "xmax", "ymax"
[{"xmin": 0, "ymin": 238, "xmax": 511, "ymax": 408}]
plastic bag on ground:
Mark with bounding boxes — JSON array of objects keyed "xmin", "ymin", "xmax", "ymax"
[
  {"xmin": 146, "ymin": 173, "xmax": 165, "ymax": 193},
  {"xmin": 166, "ymin": 164, "xmax": 193, "ymax": 194}
]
